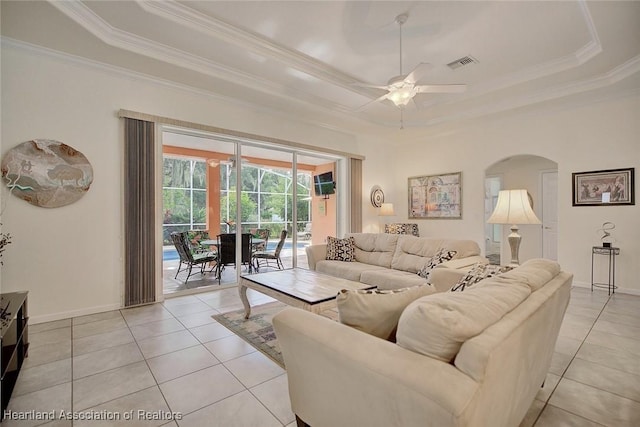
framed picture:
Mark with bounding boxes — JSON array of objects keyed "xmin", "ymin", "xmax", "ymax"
[
  {"xmin": 572, "ymin": 167, "xmax": 635, "ymax": 206},
  {"xmin": 408, "ymin": 172, "xmax": 462, "ymax": 219}
]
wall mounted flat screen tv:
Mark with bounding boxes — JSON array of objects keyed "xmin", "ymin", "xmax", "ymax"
[{"xmin": 314, "ymin": 171, "xmax": 335, "ymax": 196}]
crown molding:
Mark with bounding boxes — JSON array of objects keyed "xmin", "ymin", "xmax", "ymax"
[
  {"xmin": 48, "ymin": 0, "xmax": 357, "ymax": 116},
  {"xmin": 402, "ymin": 54, "xmax": 640, "ymax": 129},
  {"xmin": 137, "ymin": 0, "xmax": 376, "ymax": 99},
  {"xmin": 0, "ymin": 37, "xmax": 370, "ymax": 135}
]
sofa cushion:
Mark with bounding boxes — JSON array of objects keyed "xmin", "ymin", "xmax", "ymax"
[
  {"xmin": 417, "ymin": 249, "xmax": 458, "ymax": 279},
  {"xmin": 326, "ymin": 236, "xmax": 355, "ymax": 262},
  {"xmin": 316, "ymin": 260, "xmax": 386, "ymax": 282},
  {"xmin": 491, "ymin": 258, "xmax": 561, "ymax": 292},
  {"xmin": 450, "ymin": 263, "xmax": 514, "ymax": 292},
  {"xmin": 337, "ymin": 285, "xmax": 435, "ymax": 341},
  {"xmin": 361, "ymin": 269, "xmax": 430, "ymax": 290},
  {"xmin": 347, "ymin": 233, "xmax": 398, "ymax": 268},
  {"xmin": 396, "ymin": 279, "xmax": 531, "ymax": 362},
  {"xmin": 390, "ymin": 236, "xmax": 481, "ymax": 273}
]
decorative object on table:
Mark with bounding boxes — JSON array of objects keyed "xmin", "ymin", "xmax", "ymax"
[
  {"xmin": 408, "ymin": 172, "xmax": 462, "ymax": 219},
  {"xmin": 572, "ymin": 167, "xmax": 634, "ymax": 206},
  {"xmin": 1, "ymin": 139, "xmax": 93, "ymax": 208},
  {"xmin": 370, "ymin": 185, "xmax": 385, "ymax": 207},
  {"xmin": 597, "ymin": 221, "xmax": 616, "ymax": 247},
  {"xmin": 487, "ymin": 189, "xmax": 541, "ymax": 266}
]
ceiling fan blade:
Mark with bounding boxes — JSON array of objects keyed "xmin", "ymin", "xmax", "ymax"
[
  {"xmin": 415, "ymin": 84, "xmax": 467, "ymax": 93},
  {"xmin": 404, "ymin": 63, "xmax": 433, "ymax": 84},
  {"xmin": 355, "ymin": 93, "xmax": 391, "ymax": 112},
  {"xmin": 353, "ymin": 82, "xmax": 391, "ymax": 90}
]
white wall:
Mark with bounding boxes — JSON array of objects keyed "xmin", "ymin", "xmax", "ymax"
[
  {"xmin": 0, "ymin": 43, "xmax": 361, "ymax": 321},
  {"xmin": 362, "ymin": 94, "xmax": 640, "ymax": 293}
]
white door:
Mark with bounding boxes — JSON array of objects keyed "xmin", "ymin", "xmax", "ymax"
[{"xmin": 542, "ymin": 171, "xmax": 558, "ymax": 260}]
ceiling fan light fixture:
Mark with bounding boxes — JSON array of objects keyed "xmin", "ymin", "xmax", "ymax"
[{"xmin": 388, "ymin": 85, "xmax": 416, "ymax": 107}]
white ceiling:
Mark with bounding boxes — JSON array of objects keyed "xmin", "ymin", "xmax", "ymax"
[{"xmin": 2, "ymin": 1, "xmax": 639, "ymax": 132}]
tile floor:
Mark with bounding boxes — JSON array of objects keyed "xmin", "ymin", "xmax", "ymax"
[{"xmin": 4, "ymin": 286, "xmax": 640, "ymax": 426}]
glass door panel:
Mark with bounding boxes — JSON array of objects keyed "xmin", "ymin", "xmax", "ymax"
[
  {"xmin": 238, "ymin": 145, "xmax": 294, "ymax": 272},
  {"xmin": 162, "ymin": 130, "xmax": 237, "ymax": 294}
]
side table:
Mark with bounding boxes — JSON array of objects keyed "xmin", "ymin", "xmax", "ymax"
[{"xmin": 591, "ymin": 246, "xmax": 619, "ymax": 295}]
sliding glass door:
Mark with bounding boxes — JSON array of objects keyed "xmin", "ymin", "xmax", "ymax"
[{"xmin": 161, "ymin": 127, "xmax": 342, "ymax": 296}]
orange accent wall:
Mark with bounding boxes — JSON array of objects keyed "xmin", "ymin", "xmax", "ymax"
[{"xmin": 311, "ymin": 163, "xmax": 337, "ymax": 244}]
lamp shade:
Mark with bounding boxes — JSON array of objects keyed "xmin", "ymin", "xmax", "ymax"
[
  {"xmin": 487, "ymin": 190, "xmax": 541, "ymax": 225},
  {"xmin": 379, "ymin": 203, "xmax": 395, "ymax": 216}
]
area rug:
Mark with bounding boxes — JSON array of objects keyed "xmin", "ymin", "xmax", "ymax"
[
  {"xmin": 212, "ymin": 303, "xmax": 338, "ymax": 369},
  {"xmin": 212, "ymin": 302, "xmax": 288, "ymax": 367}
]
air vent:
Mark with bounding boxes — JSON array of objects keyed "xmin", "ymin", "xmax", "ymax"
[{"xmin": 447, "ymin": 55, "xmax": 478, "ymax": 70}]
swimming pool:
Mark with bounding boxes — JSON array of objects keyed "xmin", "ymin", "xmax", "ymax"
[{"xmin": 163, "ymin": 241, "xmax": 309, "ymax": 261}]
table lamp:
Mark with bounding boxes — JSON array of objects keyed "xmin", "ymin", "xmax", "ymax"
[
  {"xmin": 487, "ymin": 189, "xmax": 541, "ymax": 265},
  {"xmin": 378, "ymin": 203, "xmax": 395, "ymax": 232}
]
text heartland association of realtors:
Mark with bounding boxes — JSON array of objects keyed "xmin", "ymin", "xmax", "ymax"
[{"xmin": 2, "ymin": 409, "xmax": 182, "ymax": 421}]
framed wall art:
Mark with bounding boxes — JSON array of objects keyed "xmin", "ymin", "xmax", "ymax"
[
  {"xmin": 572, "ymin": 167, "xmax": 634, "ymax": 206},
  {"xmin": 408, "ymin": 171, "xmax": 462, "ymax": 219},
  {"xmin": 1, "ymin": 139, "xmax": 93, "ymax": 208}
]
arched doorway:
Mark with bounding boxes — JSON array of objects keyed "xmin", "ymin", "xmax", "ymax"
[{"xmin": 484, "ymin": 155, "xmax": 558, "ymax": 265}]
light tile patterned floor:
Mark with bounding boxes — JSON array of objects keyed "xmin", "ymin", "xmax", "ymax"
[{"xmin": 5, "ymin": 286, "xmax": 640, "ymax": 426}]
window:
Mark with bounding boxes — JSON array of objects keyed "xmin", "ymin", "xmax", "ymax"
[
  {"xmin": 162, "ymin": 157, "xmax": 207, "ymax": 243},
  {"xmin": 219, "ymin": 164, "xmax": 312, "ymax": 236}
]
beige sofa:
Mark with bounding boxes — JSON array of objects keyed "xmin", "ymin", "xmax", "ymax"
[
  {"xmin": 305, "ymin": 233, "xmax": 486, "ymax": 292},
  {"xmin": 273, "ymin": 259, "xmax": 572, "ymax": 427}
]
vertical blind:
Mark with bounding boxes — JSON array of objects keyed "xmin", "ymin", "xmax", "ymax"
[{"xmin": 124, "ymin": 118, "xmax": 156, "ymax": 306}]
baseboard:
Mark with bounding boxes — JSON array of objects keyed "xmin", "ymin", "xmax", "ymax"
[
  {"xmin": 572, "ymin": 281, "xmax": 640, "ymax": 296},
  {"xmin": 30, "ymin": 303, "xmax": 123, "ymax": 324}
]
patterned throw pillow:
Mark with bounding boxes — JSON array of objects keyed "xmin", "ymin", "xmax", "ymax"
[
  {"xmin": 417, "ymin": 248, "xmax": 458, "ymax": 280},
  {"xmin": 450, "ymin": 263, "xmax": 515, "ymax": 292},
  {"xmin": 326, "ymin": 236, "xmax": 356, "ymax": 262}
]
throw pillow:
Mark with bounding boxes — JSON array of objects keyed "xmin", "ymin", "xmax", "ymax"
[
  {"xmin": 337, "ymin": 285, "xmax": 435, "ymax": 341},
  {"xmin": 326, "ymin": 236, "xmax": 356, "ymax": 262},
  {"xmin": 450, "ymin": 263, "xmax": 515, "ymax": 292},
  {"xmin": 417, "ymin": 248, "xmax": 458, "ymax": 280}
]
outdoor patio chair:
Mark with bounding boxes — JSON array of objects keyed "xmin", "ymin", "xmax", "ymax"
[
  {"xmin": 253, "ymin": 229, "xmax": 288, "ymax": 271},
  {"xmin": 297, "ymin": 223, "xmax": 312, "ymax": 240},
  {"xmin": 186, "ymin": 229, "xmax": 212, "ymax": 254},
  {"xmin": 171, "ymin": 232, "xmax": 217, "ymax": 284},
  {"xmin": 252, "ymin": 228, "xmax": 270, "ymax": 252},
  {"xmin": 216, "ymin": 233, "xmax": 253, "ymax": 281}
]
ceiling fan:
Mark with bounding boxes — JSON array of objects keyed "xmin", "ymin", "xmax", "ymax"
[{"xmin": 356, "ymin": 13, "xmax": 467, "ymax": 119}]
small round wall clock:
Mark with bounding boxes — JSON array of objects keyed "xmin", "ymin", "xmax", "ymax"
[{"xmin": 370, "ymin": 185, "xmax": 385, "ymax": 207}]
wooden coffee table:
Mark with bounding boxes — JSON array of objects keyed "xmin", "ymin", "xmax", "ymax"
[{"xmin": 239, "ymin": 268, "xmax": 374, "ymax": 318}]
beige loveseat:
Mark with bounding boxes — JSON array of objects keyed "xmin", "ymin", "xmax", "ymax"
[
  {"xmin": 273, "ymin": 259, "xmax": 572, "ymax": 427},
  {"xmin": 305, "ymin": 233, "xmax": 486, "ymax": 291}
]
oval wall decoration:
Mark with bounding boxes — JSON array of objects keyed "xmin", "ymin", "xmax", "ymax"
[{"xmin": 1, "ymin": 139, "xmax": 93, "ymax": 208}]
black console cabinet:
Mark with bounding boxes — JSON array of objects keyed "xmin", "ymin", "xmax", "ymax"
[{"xmin": 1, "ymin": 291, "xmax": 29, "ymax": 417}]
